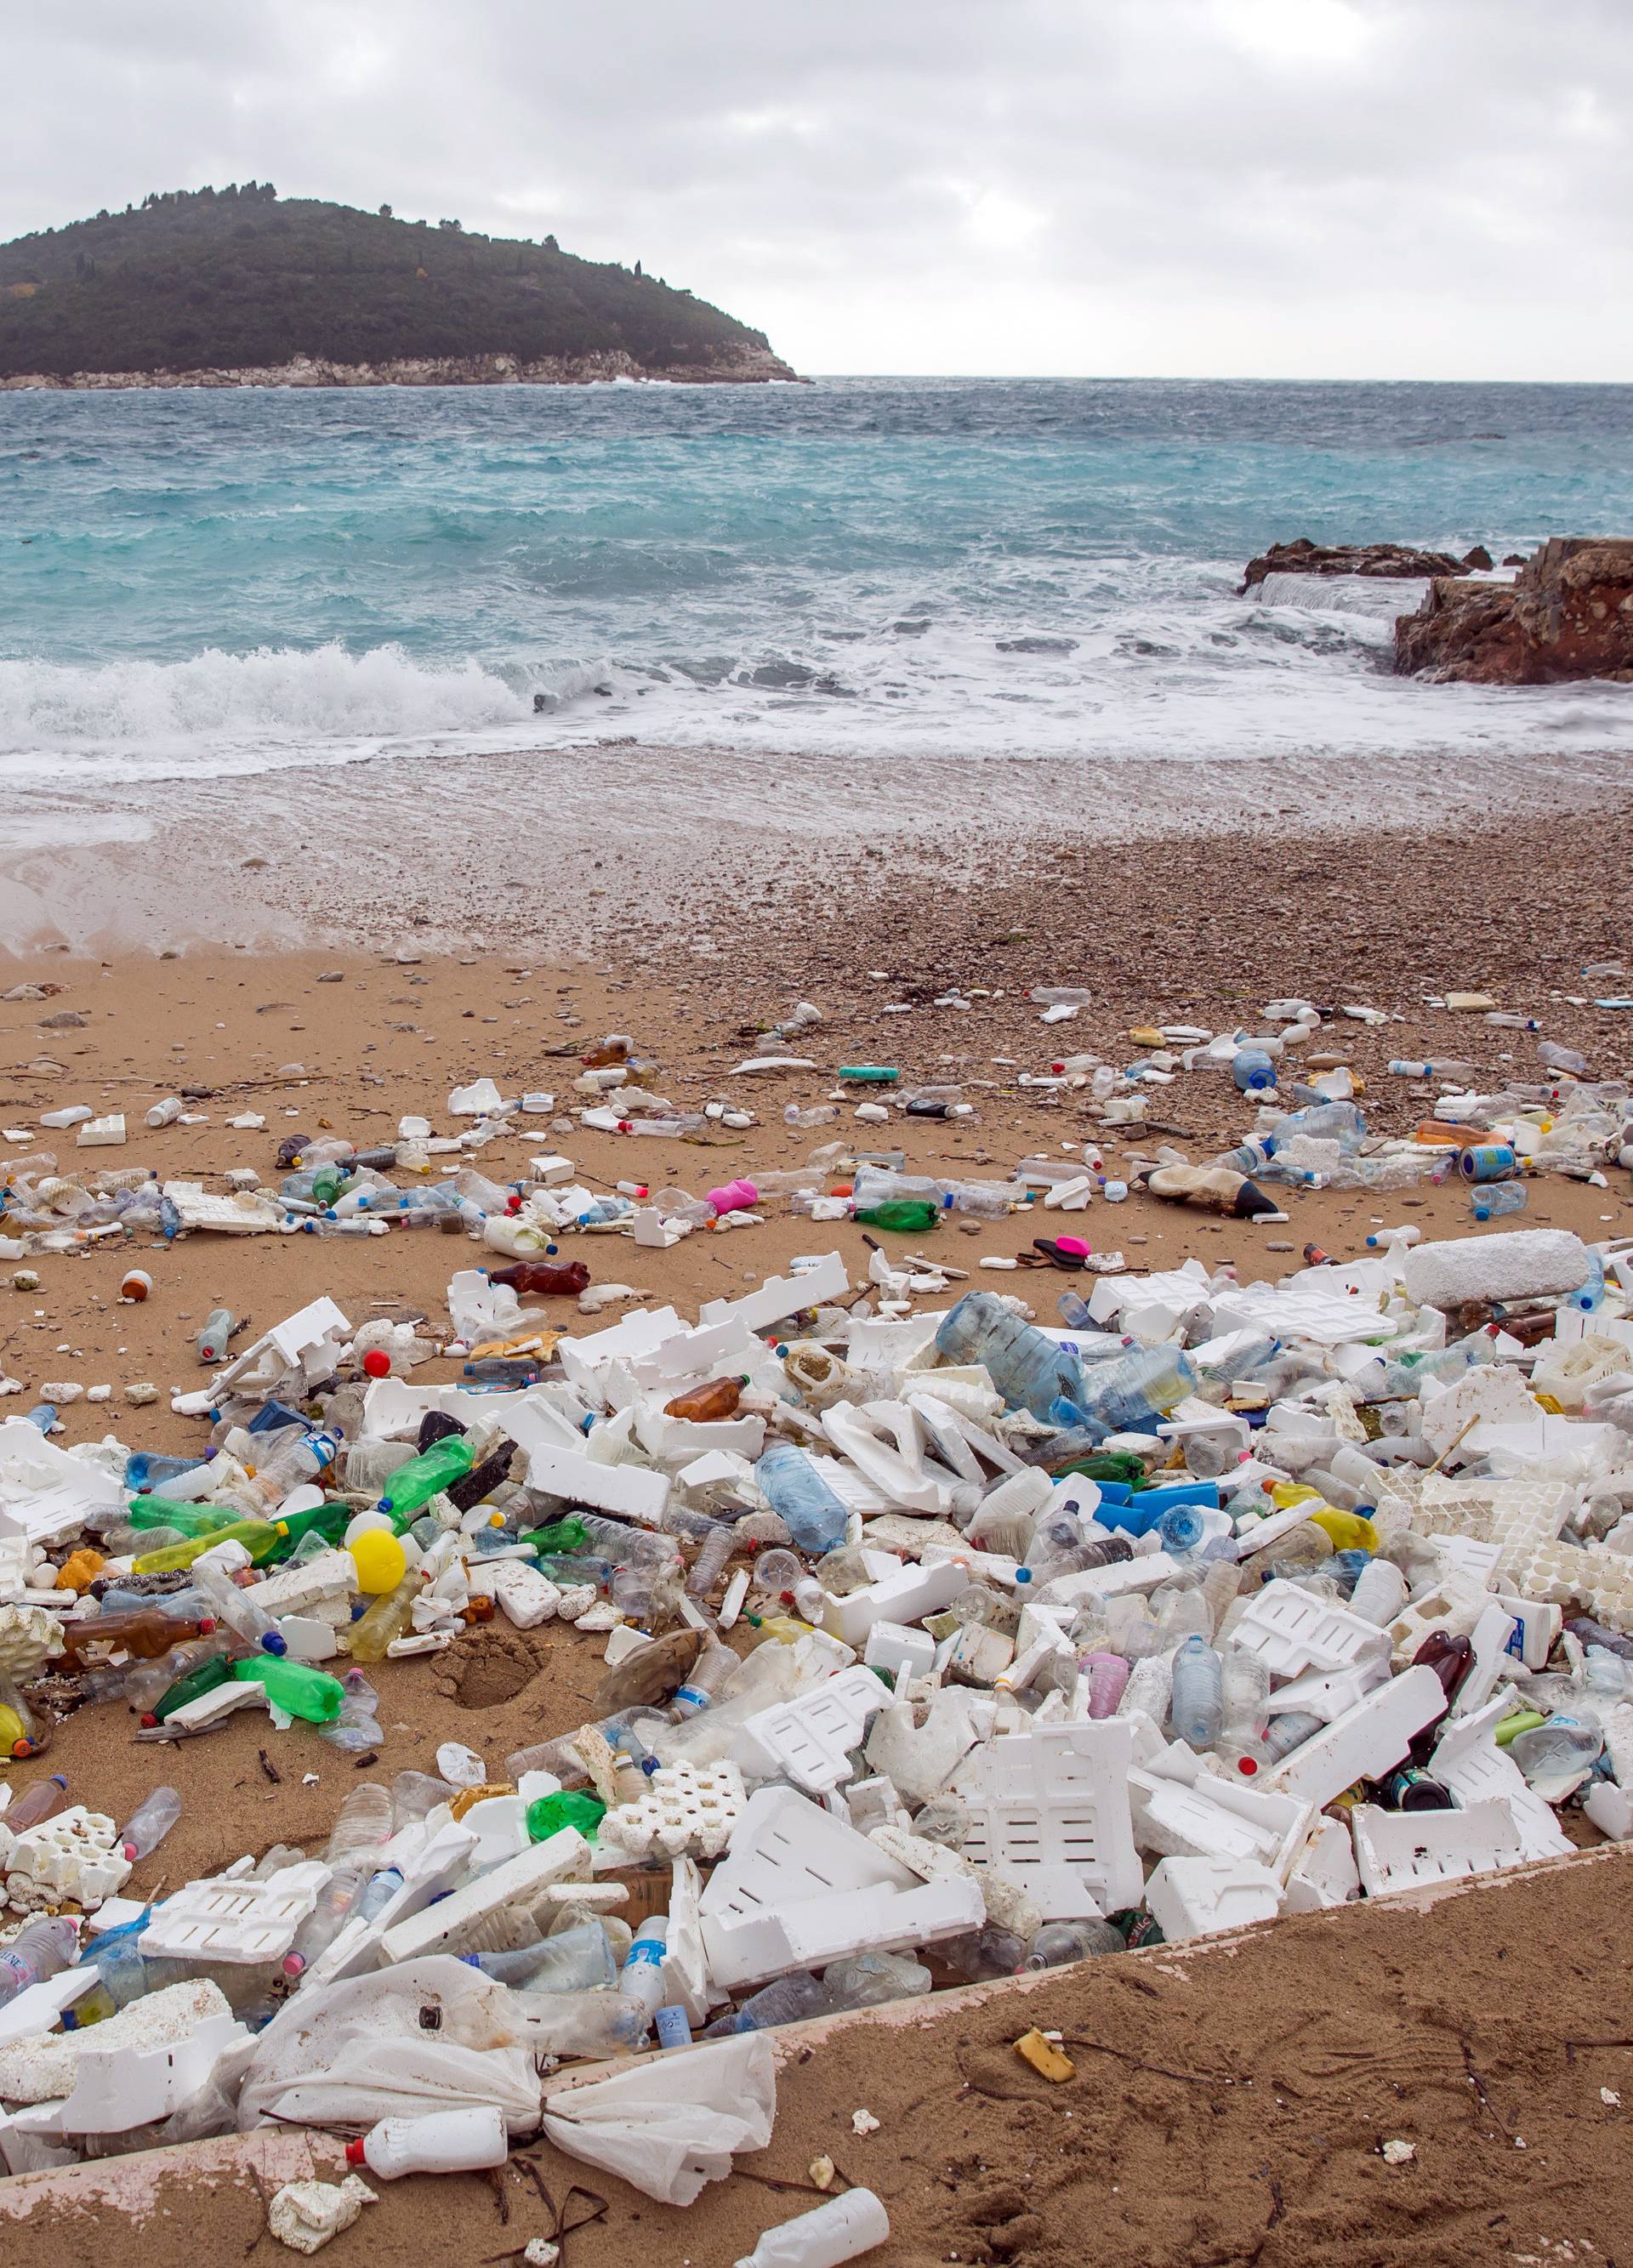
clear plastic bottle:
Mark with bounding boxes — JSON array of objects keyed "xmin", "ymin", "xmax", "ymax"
[
  {"xmin": 3, "ymin": 1774, "xmax": 71, "ymax": 1832},
  {"xmin": 120, "ymin": 1785, "xmax": 182, "ymax": 1861},
  {"xmin": 1347, "ymin": 1557, "xmax": 1408, "ymax": 1626},
  {"xmin": 346, "ymin": 1570, "xmax": 422, "ymax": 1663},
  {"xmin": 752, "ymin": 1446, "xmax": 847, "ymax": 1555},
  {"xmin": 1025, "ymin": 1918, "xmax": 1124, "ymax": 1968},
  {"xmin": 1169, "ymin": 1636, "xmax": 1224, "ymax": 1749},
  {"xmin": 324, "ymin": 1782, "xmax": 395, "ymax": 1865},
  {"xmin": 703, "ymin": 1970, "xmax": 834, "ymax": 2036},
  {"xmin": 189, "ymin": 1559, "xmax": 288, "ymax": 1657},
  {"xmin": 390, "ymin": 1770, "xmax": 454, "ymax": 1830},
  {"xmin": 685, "ymin": 1523, "xmax": 737, "ymax": 1598},
  {"xmin": 282, "ymin": 1867, "xmax": 365, "ymax": 1979},
  {"xmin": 1468, "ymin": 1180, "xmax": 1528, "ymax": 1222},
  {"xmin": 1262, "ymin": 1710, "xmax": 1323, "ymax": 1761},
  {"xmin": 1218, "ymin": 1647, "xmax": 1269, "ymax": 1750},
  {"xmin": 823, "ymin": 1951, "xmax": 932, "ymax": 2008},
  {"xmin": 319, "ymin": 1670, "xmax": 384, "ymax": 1754},
  {"xmin": 0, "ymin": 1915, "xmax": 79, "ymax": 2006},
  {"xmin": 1509, "ymin": 1708, "xmax": 1603, "ymax": 1785},
  {"xmin": 477, "ymin": 1921, "xmax": 620, "ymax": 1993},
  {"xmin": 934, "ymin": 1291, "xmax": 1087, "ymax": 1422}
]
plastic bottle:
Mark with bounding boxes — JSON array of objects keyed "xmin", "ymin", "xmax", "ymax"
[
  {"xmin": 754, "ymin": 1442, "xmax": 848, "ymax": 1555},
  {"xmin": 282, "ymin": 1866, "xmax": 365, "ymax": 1980},
  {"xmin": 1082, "ymin": 1651, "xmax": 1130, "ymax": 1718},
  {"xmin": 1069, "ymin": 1345, "xmax": 1199, "ymax": 1439},
  {"xmin": 733, "ymin": 2189, "xmax": 891, "ymax": 2268},
  {"xmin": 1025, "ymin": 1918, "xmax": 1124, "ymax": 1967},
  {"xmin": 934, "ymin": 1291, "xmax": 1088, "ymax": 1423},
  {"xmin": 617, "ymin": 1916, "xmax": 669, "ymax": 2034},
  {"xmin": 3, "ymin": 1773, "xmax": 70, "ymax": 1832},
  {"xmin": 196, "ymin": 1308, "xmax": 235, "ymax": 1364},
  {"xmin": 704, "ymin": 1971, "xmax": 834, "ymax": 2037},
  {"xmin": 0, "ymin": 1915, "xmax": 80, "ymax": 2007},
  {"xmin": 1469, "ymin": 1181, "xmax": 1528, "ymax": 1222},
  {"xmin": 326, "ymin": 1782, "xmax": 395, "ymax": 1864},
  {"xmin": 320, "ymin": 1673, "xmax": 384, "ymax": 1754},
  {"xmin": 673, "ymin": 1642, "xmax": 741, "ymax": 1718},
  {"xmin": 120, "ymin": 1785, "xmax": 182, "ymax": 1861},
  {"xmin": 345, "ymin": 2105, "xmax": 509, "ymax": 2180},
  {"xmin": 189, "ymin": 1560, "xmax": 287, "ymax": 1656},
  {"xmin": 1232, "ymin": 1047, "xmax": 1276, "ymax": 1093},
  {"xmin": 60, "ymin": 1609, "xmax": 210, "ymax": 1665},
  {"xmin": 1347, "ymin": 1556, "xmax": 1408, "ymax": 1626},
  {"xmin": 665, "ymin": 1376, "xmax": 746, "ymax": 1423},
  {"xmin": 378, "ymin": 1437, "xmax": 475, "ymax": 1524},
  {"xmin": 235, "ymin": 1655, "xmax": 344, "ymax": 1723},
  {"xmin": 685, "ymin": 1522, "xmax": 738, "ymax": 1598},
  {"xmin": 1219, "ymin": 1646, "xmax": 1270, "ymax": 1751},
  {"xmin": 1169, "ymin": 1636, "xmax": 1224, "ymax": 1749},
  {"xmin": 1509, "ymin": 1708, "xmax": 1603, "ymax": 1784}
]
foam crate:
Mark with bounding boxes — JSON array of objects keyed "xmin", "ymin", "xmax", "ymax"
[
  {"xmin": 1349, "ymin": 1799, "xmax": 1526, "ymax": 1898},
  {"xmin": 1231, "ymin": 1580, "xmax": 1392, "ymax": 1681},
  {"xmin": 139, "ymin": 1859, "xmax": 333, "ymax": 1964},
  {"xmin": 731, "ymin": 1665, "xmax": 887, "ymax": 1794},
  {"xmin": 1428, "ymin": 1696, "xmax": 1573, "ymax": 1863},
  {"xmin": 1260, "ymin": 1665, "xmax": 1446, "ymax": 1810},
  {"xmin": 950, "ymin": 1721, "xmax": 1142, "ymax": 1913},
  {"xmin": 1143, "ymin": 1855, "xmax": 1283, "ymax": 1942}
]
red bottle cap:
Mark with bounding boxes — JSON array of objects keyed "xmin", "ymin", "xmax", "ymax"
[{"xmin": 344, "ymin": 2137, "xmax": 367, "ymax": 2166}]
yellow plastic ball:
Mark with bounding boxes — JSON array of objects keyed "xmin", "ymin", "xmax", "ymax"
[{"xmin": 349, "ymin": 1527, "xmax": 407, "ymax": 1596}]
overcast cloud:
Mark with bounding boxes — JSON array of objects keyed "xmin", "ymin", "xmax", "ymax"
[{"xmin": 3, "ymin": 0, "xmax": 1629, "ymax": 378}]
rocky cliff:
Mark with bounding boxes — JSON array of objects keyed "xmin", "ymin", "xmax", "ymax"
[
  {"xmin": 1239, "ymin": 537, "xmax": 1493, "ymax": 594},
  {"xmin": 0, "ymin": 343, "xmax": 797, "ymax": 392},
  {"xmin": 1393, "ymin": 538, "xmax": 1633, "ymax": 685}
]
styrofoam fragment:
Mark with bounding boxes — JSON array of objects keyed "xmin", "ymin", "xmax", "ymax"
[
  {"xmin": 3, "ymin": 1805, "xmax": 130, "ymax": 1912},
  {"xmin": 1350, "ymin": 1799, "xmax": 1526, "ymax": 1897},
  {"xmin": 1129, "ymin": 1769, "xmax": 1312, "ymax": 1884},
  {"xmin": 162, "ymin": 1179, "xmax": 283, "ymax": 1234},
  {"xmin": 1283, "ymin": 1815, "xmax": 1361, "ymax": 1913},
  {"xmin": 599, "ymin": 1762, "xmax": 746, "ymax": 1860},
  {"xmin": 698, "ymin": 1253, "xmax": 849, "ymax": 1335},
  {"xmin": 0, "ymin": 1419, "xmax": 123, "ymax": 1545},
  {"xmin": 1385, "ymin": 1578, "xmax": 1490, "ymax": 1668},
  {"xmin": 488, "ymin": 1561, "xmax": 562, "ymax": 1629},
  {"xmin": 1428, "ymin": 1695, "xmax": 1574, "ymax": 1862},
  {"xmin": 1144, "ymin": 1855, "xmax": 1284, "ymax": 1942},
  {"xmin": 863, "ymin": 1621, "xmax": 937, "ymax": 1680},
  {"xmin": 703, "ymin": 1872, "xmax": 985, "ymax": 1991},
  {"xmin": 1260, "ymin": 1665, "xmax": 1448, "ymax": 1810},
  {"xmin": 379, "ymin": 1827, "xmax": 589, "ymax": 1963}
]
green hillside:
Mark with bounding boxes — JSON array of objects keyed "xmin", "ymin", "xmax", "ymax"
[{"xmin": 0, "ymin": 184, "xmax": 794, "ymax": 382}]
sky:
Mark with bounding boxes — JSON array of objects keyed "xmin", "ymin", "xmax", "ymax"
[{"xmin": 3, "ymin": 0, "xmax": 1629, "ymax": 379}]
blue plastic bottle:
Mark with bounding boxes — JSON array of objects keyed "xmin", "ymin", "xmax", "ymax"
[{"xmin": 754, "ymin": 1442, "xmax": 848, "ymax": 1554}]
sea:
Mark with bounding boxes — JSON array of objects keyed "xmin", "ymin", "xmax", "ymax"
[{"xmin": 3, "ymin": 375, "xmax": 1632, "ymax": 789}]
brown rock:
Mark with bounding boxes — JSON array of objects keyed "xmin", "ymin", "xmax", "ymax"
[
  {"xmin": 1394, "ymin": 537, "xmax": 1633, "ymax": 685},
  {"xmin": 1238, "ymin": 536, "xmax": 1483, "ymax": 594}
]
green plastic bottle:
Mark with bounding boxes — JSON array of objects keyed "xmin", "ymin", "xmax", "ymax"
[
  {"xmin": 128, "ymin": 1498, "xmax": 248, "ymax": 1538},
  {"xmin": 151, "ymin": 1653, "xmax": 232, "ymax": 1722},
  {"xmin": 134, "ymin": 1519, "xmax": 287, "ymax": 1574},
  {"xmin": 273, "ymin": 1500, "xmax": 353, "ymax": 1554},
  {"xmin": 231, "ymin": 1655, "xmax": 344, "ymax": 1724},
  {"xmin": 526, "ymin": 1790, "xmax": 606, "ymax": 1843},
  {"xmin": 855, "ymin": 1199, "xmax": 942, "ymax": 1232},
  {"xmin": 377, "ymin": 1437, "xmax": 475, "ymax": 1528},
  {"xmin": 523, "ymin": 1517, "xmax": 589, "ymax": 1556},
  {"xmin": 311, "ymin": 1164, "xmax": 348, "ymax": 1207}
]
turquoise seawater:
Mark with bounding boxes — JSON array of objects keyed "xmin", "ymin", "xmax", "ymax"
[{"xmin": 2, "ymin": 375, "xmax": 1631, "ymax": 783}]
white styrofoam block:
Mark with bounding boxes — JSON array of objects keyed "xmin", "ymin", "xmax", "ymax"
[
  {"xmin": 216, "ymin": 1297, "xmax": 350, "ymax": 1390},
  {"xmin": 301, "ymin": 1822, "xmax": 481, "ymax": 1989},
  {"xmin": 459, "ymin": 1794, "xmax": 531, "ymax": 1868},
  {"xmin": 732, "ymin": 1667, "xmax": 887, "ymax": 1794},
  {"xmin": 941, "ymin": 1622, "xmax": 1016, "ymax": 1684},
  {"xmin": 162, "ymin": 1179, "xmax": 283, "ymax": 1234},
  {"xmin": 521, "ymin": 1439, "xmax": 669, "ymax": 1523},
  {"xmin": 1262, "ymin": 1662, "xmax": 1390, "ymax": 1724},
  {"xmin": 556, "ymin": 1306, "xmax": 687, "ymax": 1395},
  {"xmin": 1428, "ymin": 1695, "xmax": 1574, "ymax": 1862},
  {"xmin": 702, "ymin": 1873, "xmax": 985, "ymax": 1990},
  {"xmin": 1584, "ymin": 1781, "xmax": 1633, "ymax": 1840},
  {"xmin": 139, "ymin": 1862, "xmax": 333, "ymax": 1964},
  {"xmin": 600, "ymin": 1762, "xmax": 746, "ymax": 1861},
  {"xmin": 1036, "ymin": 1551, "xmax": 1184, "ymax": 1608},
  {"xmin": 1402, "ymin": 1228, "xmax": 1590, "ymax": 1311},
  {"xmin": 1230, "ymin": 1580, "xmax": 1393, "ymax": 1681},
  {"xmin": 250, "ymin": 1551, "xmax": 358, "ymax": 1623},
  {"xmin": 378, "ymin": 1827, "xmax": 589, "ymax": 1964},
  {"xmin": 661, "ymin": 1856, "xmax": 714, "ymax": 2024},
  {"xmin": 1494, "ymin": 1593, "xmax": 1563, "ymax": 1670},
  {"xmin": 699, "ymin": 1253, "xmax": 849, "ymax": 1336},
  {"xmin": 1260, "ymin": 1665, "xmax": 1448, "ymax": 1810},
  {"xmin": 635, "ymin": 1314, "xmax": 755, "ymax": 1389},
  {"xmin": 75, "ymin": 1113, "xmax": 126, "ymax": 1147},
  {"xmin": 822, "ymin": 1557, "xmax": 969, "ymax": 1646},
  {"xmin": 489, "ymin": 1560, "xmax": 563, "ymax": 1628},
  {"xmin": 951, "ymin": 1721, "xmax": 1143, "ymax": 1913},
  {"xmin": 1283, "ymin": 1814, "xmax": 1361, "ymax": 1913},
  {"xmin": 55, "ymin": 2009, "xmax": 247, "ymax": 2134},
  {"xmin": 1350, "ymin": 1799, "xmax": 1526, "ymax": 1897},
  {"xmin": 3, "ymin": 1806, "xmax": 131, "ymax": 1912},
  {"xmin": 1144, "ymin": 1855, "xmax": 1284, "ymax": 1942},
  {"xmin": 863, "ymin": 1620, "xmax": 937, "ymax": 1681}
]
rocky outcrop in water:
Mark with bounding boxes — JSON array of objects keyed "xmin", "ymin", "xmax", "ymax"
[
  {"xmin": 1394, "ymin": 538, "xmax": 1633, "ymax": 685},
  {"xmin": 1239, "ymin": 537, "xmax": 1491, "ymax": 594},
  {"xmin": 0, "ymin": 344, "xmax": 799, "ymax": 392}
]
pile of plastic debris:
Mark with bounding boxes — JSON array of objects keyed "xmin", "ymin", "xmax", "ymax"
[{"xmin": 3, "ymin": 1215, "xmax": 1633, "ymax": 2228}]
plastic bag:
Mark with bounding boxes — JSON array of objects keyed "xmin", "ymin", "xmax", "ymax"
[
  {"xmin": 538, "ymin": 2032, "xmax": 776, "ymax": 2205},
  {"xmin": 235, "ymin": 1958, "xmax": 540, "ymax": 2134}
]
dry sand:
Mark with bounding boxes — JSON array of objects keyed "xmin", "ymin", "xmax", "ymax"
[{"xmin": 1, "ymin": 801, "xmax": 1630, "ymax": 2262}]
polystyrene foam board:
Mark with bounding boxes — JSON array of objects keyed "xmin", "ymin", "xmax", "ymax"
[
  {"xmin": 1283, "ymin": 1814, "xmax": 1361, "ymax": 1914},
  {"xmin": 1584, "ymin": 1782, "xmax": 1633, "ymax": 1841},
  {"xmin": 556, "ymin": 1307, "xmax": 686, "ymax": 1395},
  {"xmin": 0, "ymin": 1970, "xmax": 101, "ymax": 2049},
  {"xmin": 702, "ymin": 1873, "xmax": 984, "ymax": 1991},
  {"xmin": 950, "ymin": 1721, "xmax": 1142, "ymax": 1913},
  {"xmin": 698, "ymin": 1252, "xmax": 849, "ymax": 1334},
  {"xmin": 819, "ymin": 1401, "xmax": 954, "ymax": 1517},
  {"xmin": 1350, "ymin": 1799, "xmax": 1526, "ymax": 1898},
  {"xmin": 864, "ymin": 1621, "xmax": 937, "ymax": 1680},
  {"xmin": 378, "ymin": 1826, "xmax": 589, "ymax": 1964},
  {"xmin": 216, "ymin": 1298, "xmax": 350, "ymax": 1390},
  {"xmin": 140, "ymin": 1862, "xmax": 333, "ymax": 1964},
  {"xmin": 521, "ymin": 1440, "xmax": 669, "ymax": 1524},
  {"xmin": 1449, "ymin": 1600, "xmax": 1523, "ymax": 1718},
  {"xmin": 1262, "ymin": 1662, "xmax": 1389, "ymax": 1724},
  {"xmin": 732, "ymin": 1668, "xmax": 889, "ymax": 1795},
  {"xmin": 661, "ymin": 1856, "xmax": 714, "ymax": 2023},
  {"xmin": 1212, "ymin": 1281, "xmax": 1400, "ymax": 1347},
  {"xmin": 1129, "ymin": 1769, "xmax": 1313, "ymax": 1884},
  {"xmin": 1231, "ymin": 1580, "xmax": 1393, "ymax": 1681},
  {"xmin": 1037, "ymin": 1551, "xmax": 1183, "ymax": 1609},
  {"xmin": 600, "ymin": 1762, "xmax": 746, "ymax": 1860},
  {"xmin": 1260, "ymin": 1665, "xmax": 1447, "ymax": 1810},
  {"xmin": 1144, "ymin": 1855, "xmax": 1284, "ymax": 1942},
  {"xmin": 55, "ymin": 2011, "xmax": 247, "ymax": 2134}
]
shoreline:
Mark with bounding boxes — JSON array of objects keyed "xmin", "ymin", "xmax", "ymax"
[
  {"xmin": 0, "ymin": 349, "xmax": 801, "ymax": 393},
  {"xmin": 5, "ymin": 737, "xmax": 1633, "ymax": 958}
]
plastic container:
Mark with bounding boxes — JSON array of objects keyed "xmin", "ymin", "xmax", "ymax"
[
  {"xmin": 196, "ymin": 1308, "xmax": 235, "ymax": 1364},
  {"xmin": 734, "ymin": 2188, "xmax": 891, "ymax": 2268},
  {"xmin": 1468, "ymin": 1179, "xmax": 1528, "ymax": 1222},
  {"xmin": 1169, "ymin": 1636, "xmax": 1224, "ymax": 1749},
  {"xmin": 120, "ymin": 1785, "xmax": 182, "ymax": 1861},
  {"xmin": 345, "ymin": 2105, "xmax": 510, "ymax": 2179},
  {"xmin": 753, "ymin": 1443, "xmax": 848, "ymax": 1555},
  {"xmin": 1232, "ymin": 1048, "xmax": 1277, "ymax": 1094},
  {"xmin": 0, "ymin": 1914, "xmax": 79, "ymax": 2007}
]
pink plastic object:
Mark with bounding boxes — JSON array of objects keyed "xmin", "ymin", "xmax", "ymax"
[
  {"xmin": 708, "ymin": 1179, "xmax": 760, "ymax": 1214},
  {"xmin": 1084, "ymin": 1652, "xmax": 1130, "ymax": 1718},
  {"xmin": 1054, "ymin": 1236, "xmax": 1092, "ymax": 1260}
]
